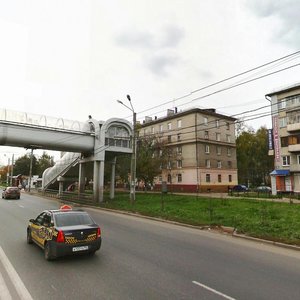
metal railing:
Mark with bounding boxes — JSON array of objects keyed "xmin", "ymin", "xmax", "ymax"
[{"xmin": 0, "ymin": 108, "xmax": 90, "ymax": 133}]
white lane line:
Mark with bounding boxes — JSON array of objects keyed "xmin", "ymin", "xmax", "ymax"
[
  {"xmin": 192, "ymin": 281, "xmax": 236, "ymax": 300},
  {"xmin": 0, "ymin": 270, "xmax": 12, "ymax": 300},
  {"xmin": 0, "ymin": 247, "xmax": 33, "ymax": 300},
  {"xmin": 18, "ymin": 205, "xmax": 24, "ymax": 208}
]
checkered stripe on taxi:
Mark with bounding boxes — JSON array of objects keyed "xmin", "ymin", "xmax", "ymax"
[{"xmin": 64, "ymin": 233, "xmax": 97, "ymax": 244}]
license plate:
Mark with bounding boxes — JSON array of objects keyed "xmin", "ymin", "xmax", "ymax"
[{"xmin": 72, "ymin": 246, "xmax": 89, "ymax": 252}]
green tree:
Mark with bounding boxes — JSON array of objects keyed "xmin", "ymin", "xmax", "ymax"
[
  {"xmin": 236, "ymin": 126, "xmax": 273, "ymax": 187},
  {"xmin": 13, "ymin": 151, "xmax": 55, "ymax": 177},
  {"xmin": 13, "ymin": 154, "xmax": 38, "ymax": 176},
  {"xmin": 36, "ymin": 152, "xmax": 55, "ymax": 177},
  {"xmin": 136, "ymin": 135, "xmax": 162, "ymax": 187}
]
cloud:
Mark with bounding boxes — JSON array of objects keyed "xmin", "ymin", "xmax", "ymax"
[
  {"xmin": 146, "ymin": 53, "xmax": 180, "ymax": 76},
  {"xmin": 160, "ymin": 25, "xmax": 185, "ymax": 48},
  {"xmin": 115, "ymin": 24, "xmax": 184, "ymax": 75},
  {"xmin": 246, "ymin": 0, "xmax": 300, "ymax": 48},
  {"xmin": 115, "ymin": 30, "xmax": 155, "ymax": 48}
]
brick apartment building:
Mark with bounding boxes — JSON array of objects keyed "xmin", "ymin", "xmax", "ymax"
[{"xmin": 138, "ymin": 107, "xmax": 238, "ymax": 193}]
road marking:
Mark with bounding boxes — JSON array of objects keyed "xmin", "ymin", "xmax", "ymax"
[
  {"xmin": 0, "ymin": 247, "xmax": 33, "ymax": 300},
  {"xmin": 18, "ymin": 205, "xmax": 24, "ymax": 208},
  {"xmin": 192, "ymin": 281, "xmax": 236, "ymax": 300},
  {"xmin": 0, "ymin": 270, "xmax": 12, "ymax": 300}
]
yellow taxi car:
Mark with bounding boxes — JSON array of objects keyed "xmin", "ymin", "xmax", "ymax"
[{"xmin": 27, "ymin": 206, "xmax": 102, "ymax": 260}]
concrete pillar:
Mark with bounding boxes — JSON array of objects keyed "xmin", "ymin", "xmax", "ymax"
[
  {"xmin": 58, "ymin": 181, "xmax": 64, "ymax": 198},
  {"xmin": 93, "ymin": 160, "xmax": 100, "ymax": 202},
  {"xmin": 93, "ymin": 160, "xmax": 105, "ymax": 203},
  {"xmin": 110, "ymin": 157, "xmax": 117, "ymax": 199},
  {"xmin": 78, "ymin": 162, "xmax": 86, "ymax": 194},
  {"xmin": 99, "ymin": 160, "xmax": 105, "ymax": 202}
]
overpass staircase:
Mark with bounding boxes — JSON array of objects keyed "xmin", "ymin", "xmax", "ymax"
[{"xmin": 42, "ymin": 152, "xmax": 81, "ymax": 189}]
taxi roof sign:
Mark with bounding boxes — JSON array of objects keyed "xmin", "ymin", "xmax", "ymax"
[{"xmin": 60, "ymin": 204, "xmax": 72, "ymax": 210}]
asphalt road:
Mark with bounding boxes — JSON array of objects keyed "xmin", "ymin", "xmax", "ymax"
[{"xmin": 0, "ymin": 192, "xmax": 300, "ymax": 300}]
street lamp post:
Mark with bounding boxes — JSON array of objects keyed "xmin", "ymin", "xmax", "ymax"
[{"xmin": 117, "ymin": 95, "xmax": 136, "ymax": 203}]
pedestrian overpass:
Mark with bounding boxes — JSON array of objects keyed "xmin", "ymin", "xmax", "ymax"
[{"xmin": 0, "ymin": 108, "xmax": 133, "ymax": 202}]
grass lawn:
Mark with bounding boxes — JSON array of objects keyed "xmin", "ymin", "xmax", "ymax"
[{"xmin": 99, "ymin": 192, "xmax": 300, "ymax": 246}]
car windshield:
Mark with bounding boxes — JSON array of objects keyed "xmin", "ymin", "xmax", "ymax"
[{"xmin": 54, "ymin": 212, "xmax": 94, "ymax": 227}]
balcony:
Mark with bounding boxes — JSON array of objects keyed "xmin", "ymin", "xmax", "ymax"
[
  {"xmin": 288, "ymin": 144, "xmax": 300, "ymax": 152},
  {"xmin": 290, "ymin": 164, "xmax": 300, "ymax": 172},
  {"xmin": 287, "ymin": 123, "xmax": 300, "ymax": 132}
]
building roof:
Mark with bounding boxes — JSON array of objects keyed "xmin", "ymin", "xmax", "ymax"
[
  {"xmin": 265, "ymin": 82, "xmax": 300, "ymax": 97},
  {"xmin": 140, "ymin": 107, "xmax": 236, "ymax": 127}
]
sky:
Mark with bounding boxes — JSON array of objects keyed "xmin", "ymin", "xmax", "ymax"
[{"xmin": 0, "ymin": 0, "xmax": 300, "ymax": 165}]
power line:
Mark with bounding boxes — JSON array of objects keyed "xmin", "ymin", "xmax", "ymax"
[{"xmin": 134, "ymin": 50, "xmax": 300, "ymax": 118}]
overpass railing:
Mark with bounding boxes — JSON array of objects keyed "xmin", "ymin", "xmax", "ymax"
[{"xmin": 0, "ymin": 108, "xmax": 90, "ymax": 133}]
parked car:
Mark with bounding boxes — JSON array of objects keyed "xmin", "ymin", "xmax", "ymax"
[
  {"xmin": 2, "ymin": 187, "xmax": 21, "ymax": 199},
  {"xmin": 232, "ymin": 185, "xmax": 248, "ymax": 192},
  {"xmin": 256, "ymin": 186, "xmax": 271, "ymax": 193},
  {"xmin": 27, "ymin": 206, "xmax": 102, "ymax": 260}
]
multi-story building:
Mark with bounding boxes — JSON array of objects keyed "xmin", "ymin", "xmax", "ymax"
[
  {"xmin": 266, "ymin": 83, "xmax": 300, "ymax": 194},
  {"xmin": 138, "ymin": 107, "xmax": 237, "ymax": 192}
]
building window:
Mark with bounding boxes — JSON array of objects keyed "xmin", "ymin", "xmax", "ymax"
[
  {"xmin": 167, "ymin": 174, "xmax": 171, "ymax": 183},
  {"xmin": 298, "ymin": 155, "xmax": 300, "ymax": 164},
  {"xmin": 158, "ymin": 176, "xmax": 162, "ymax": 182},
  {"xmin": 159, "ymin": 125, "xmax": 163, "ymax": 132},
  {"xmin": 217, "ymin": 160, "xmax": 222, "ymax": 168},
  {"xmin": 226, "ymin": 122, "xmax": 230, "ymax": 130},
  {"xmin": 281, "ymin": 137, "xmax": 288, "ymax": 147},
  {"xmin": 227, "ymin": 148, "xmax": 231, "ymax": 156},
  {"xmin": 205, "ymin": 131, "xmax": 209, "ymax": 139},
  {"xmin": 216, "ymin": 133, "xmax": 221, "ymax": 141},
  {"xmin": 282, "ymin": 156, "xmax": 290, "ymax": 166},
  {"xmin": 177, "ymin": 160, "xmax": 182, "ymax": 168},
  {"xmin": 177, "ymin": 146, "xmax": 182, "ymax": 154},
  {"xmin": 229, "ymin": 174, "xmax": 232, "ymax": 182},
  {"xmin": 227, "ymin": 161, "xmax": 232, "ymax": 168},
  {"xmin": 177, "ymin": 174, "xmax": 182, "ymax": 182},
  {"xmin": 167, "ymin": 122, "xmax": 172, "ymax": 130},
  {"xmin": 278, "ymin": 99, "xmax": 286, "ymax": 110},
  {"xmin": 206, "ymin": 174, "xmax": 210, "ymax": 182},
  {"xmin": 177, "ymin": 119, "xmax": 182, "ymax": 128},
  {"xmin": 226, "ymin": 135, "xmax": 231, "ymax": 143},
  {"xmin": 205, "ymin": 145, "xmax": 210, "ymax": 153},
  {"xmin": 205, "ymin": 159, "xmax": 211, "ymax": 168},
  {"xmin": 216, "ymin": 120, "xmax": 220, "ymax": 128},
  {"xmin": 177, "ymin": 134, "xmax": 181, "ymax": 141},
  {"xmin": 204, "ymin": 117, "xmax": 208, "ymax": 125},
  {"xmin": 217, "ymin": 146, "xmax": 221, "ymax": 155},
  {"xmin": 168, "ymin": 135, "xmax": 172, "ymax": 143},
  {"xmin": 218, "ymin": 174, "xmax": 221, "ymax": 183},
  {"xmin": 279, "ymin": 117, "xmax": 287, "ymax": 128}
]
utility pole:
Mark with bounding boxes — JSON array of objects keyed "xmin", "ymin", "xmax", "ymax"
[
  {"xmin": 117, "ymin": 95, "xmax": 137, "ymax": 203},
  {"xmin": 10, "ymin": 154, "xmax": 14, "ymax": 186},
  {"xmin": 28, "ymin": 149, "xmax": 34, "ymax": 192}
]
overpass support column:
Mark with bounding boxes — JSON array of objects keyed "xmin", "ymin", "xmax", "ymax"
[
  {"xmin": 110, "ymin": 157, "xmax": 117, "ymax": 199},
  {"xmin": 93, "ymin": 160, "xmax": 105, "ymax": 203},
  {"xmin": 78, "ymin": 162, "xmax": 86, "ymax": 194},
  {"xmin": 58, "ymin": 181, "xmax": 64, "ymax": 198}
]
